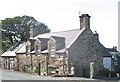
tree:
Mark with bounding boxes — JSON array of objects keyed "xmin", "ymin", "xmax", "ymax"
[
  {"xmin": 0, "ymin": 21, "xmax": 2, "ymax": 53},
  {"xmin": 1, "ymin": 15, "xmax": 51, "ymax": 52}
]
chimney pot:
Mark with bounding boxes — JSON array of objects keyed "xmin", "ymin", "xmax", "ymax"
[
  {"xmin": 113, "ymin": 46, "xmax": 117, "ymax": 50},
  {"xmin": 94, "ymin": 30, "xmax": 99, "ymax": 40}
]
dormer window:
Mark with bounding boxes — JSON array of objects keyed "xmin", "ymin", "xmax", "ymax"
[
  {"xmin": 34, "ymin": 39, "xmax": 41, "ymax": 56},
  {"xmin": 49, "ymin": 43, "xmax": 55, "ymax": 51},
  {"xmin": 26, "ymin": 41, "xmax": 31, "ymax": 56},
  {"xmin": 48, "ymin": 37, "xmax": 56, "ymax": 55}
]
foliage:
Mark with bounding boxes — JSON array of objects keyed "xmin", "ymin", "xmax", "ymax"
[
  {"xmin": 98, "ymin": 68, "xmax": 110, "ymax": 77},
  {"xmin": 34, "ymin": 69, "xmax": 38, "ymax": 73},
  {"xmin": 70, "ymin": 63, "xmax": 74, "ymax": 67},
  {"xmin": 40, "ymin": 68, "xmax": 46, "ymax": 72},
  {"xmin": 1, "ymin": 15, "xmax": 51, "ymax": 52},
  {"xmin": 110, "ymin": 71, "xmax": 117, "ymax": 77},
  {"xmin": 63, "ymin": 73, "xmax": 70, "ymax": 76},
  {"xmin": 0, "ymin": 23, "xmax": 2, "ymax": 54}
]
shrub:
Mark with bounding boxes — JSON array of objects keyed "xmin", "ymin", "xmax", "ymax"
[
  {"xmin": 63, "ymin": 73, "xmax": 70, "ymax": 77},
  {"xmin": 34, "ymin": 69, "xmax": 38, "ymax": 73},
  {"xmin": 41, "ymin": 69, "xmax": 46, "ymax": 72},
  {"xmin": 98, "ymin": 68, "xmax": 110, "ymax": 77}
]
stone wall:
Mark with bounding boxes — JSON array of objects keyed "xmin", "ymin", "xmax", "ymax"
[
  {"xmin": 17, "ymin": 54, "xmax": 38, "ymax": 73},
  {"xmin": 1, "ymin": 57, "xmax": 7, "ymax": 69},
  {"xmin": 1, "ymin": 57, "xmax": 17, "ymax": 71},
  {"xmin": 16, "ymin": 37, "xmax": 67, "ymax": 75},
  {"xmin": 17, "ymin": 53, "xmax": 67, "ymax": 75},
  {"xmin": 47, "ymin": 53, "xmax": 67, "ymax": 75},
  {"xmin": 68, "ymin": 28, "xmax": 103, "ymax": 77},
  {"xmin": 47, "ymin": 37, "xmax": 67, "ymax": 75}
]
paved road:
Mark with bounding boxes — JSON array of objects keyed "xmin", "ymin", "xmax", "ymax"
[
  {"xmin": 1, "ymin": 69, "xmax": 95, "ymax": 80},
  {"xmin": 0, "ymin": 69, "xmax": 2, "ymax": 81},
  {"xmin": 1, "ymin": 69, "xmax": 120, "ymax": 81},
  {"xmin": 2, "ymin": 69, "xmax": 57, "ymax": 80}
]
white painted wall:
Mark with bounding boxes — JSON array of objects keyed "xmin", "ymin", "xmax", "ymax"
[{"xmin": 103, "ymin": 57, "xmax": 111, "ymax": 71}]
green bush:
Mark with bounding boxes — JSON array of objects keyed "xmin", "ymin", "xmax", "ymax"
[
  {"xmin": 34, "ymin": 69, "xmax": 38, "ymax": 73},
  {"xmin": 64, "ymin": 73, "xmax": 69, "ymax": 76},
  {"xmin": 41, "ymin": 69, "xmax": 46, "ymax": 72},
  {"xmin": 98, "ymin": 68, "xmax": 110, "ymax": 77}
]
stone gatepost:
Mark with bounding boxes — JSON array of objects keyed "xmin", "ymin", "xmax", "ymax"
[
  {"xmin": 90, "ymin": 62, "xmax": 96, "ymax": 78},
  {"xmin": 71, "ymin": 66, "xmax": 75, "ymax": 75}
]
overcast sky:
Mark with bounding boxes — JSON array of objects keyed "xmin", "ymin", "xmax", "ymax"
[{"xmin": 0, "ymin": 0, "xmax": 119, "ymax": 49}]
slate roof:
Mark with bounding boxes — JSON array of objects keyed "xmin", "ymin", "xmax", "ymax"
[
  {"xmin": 15, "ymin": 28, "xmax": 85, "ymax": 54},
  {"xmin": 15, "ymin": 43, "xmax": 26, "ymax": 54},
  {"xmin": 38, "ymin": 38, "xmax": 49, "ymax": 43},
  {"xmin": 51, "ymin": 36, "xmax": 65, "ymax": 43},
  {"xmin": 106, "ymin": 48, "xmax": 118, "ymax": 55},
  {"xmin": 1, "ymin": 51, "xmax": 16, "ymax": 57},
  {"xmin": 29, "ymin": 39, "xmax": 36, "ymax": 43},
  {"xmin": 1, "ymin": 41, "xmax": 24, "ymax": 57},
  {"xmin": 106, "ymin": 48, "xmax": 118, "ymax": 52},
  {"xmin": 102, "ymin": 50, "xmax": 112, "ymax": 57},
  {"xmin": 34, "ymin": 28, "xmax": 85, "ymax": 48},
  {"xmin": 41, "ymin": 49, "xmax": 65, "ymax": 54}
]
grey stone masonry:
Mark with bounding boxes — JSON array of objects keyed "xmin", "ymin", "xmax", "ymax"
[{"xmin": 68, "ymin": 28, "xmax": 103, "ymax": 77}]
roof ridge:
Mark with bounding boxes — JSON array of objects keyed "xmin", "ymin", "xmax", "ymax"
[
  {"xmin": 35, "ymin": 29, "xmax": 80, "ymax": 36},
  {"xmin": 51, "ymin": 29, "xmax": 80, "ymax": 33},
  {"xmin": 67, "ymin": 28, "xmax": 86, "ymax": 48}
]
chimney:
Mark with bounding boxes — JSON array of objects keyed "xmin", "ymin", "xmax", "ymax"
[
  {"xmin": 113, "ymin": 46, "xmax": 117, "ymax": 50},
  {"xmin": 79, "ymin": 14, "xmax": 91, "ymax": 30},
  {"xmin": 94, "ymin": 31, "xmax": 99, "ymax": 40}
]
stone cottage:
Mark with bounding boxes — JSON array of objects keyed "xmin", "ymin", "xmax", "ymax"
[
  {"xmin": 106, "ymin": 47, "xmax": 120, "ymax": 73},
  {"xmin": 1, "ymin": 14, "xmax": 109, "ymax": 77}
]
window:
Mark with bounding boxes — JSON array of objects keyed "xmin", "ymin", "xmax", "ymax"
[
  {"xmin": 48, "ymin": 43, "xmax": 56, "ymax": 55},
  {"xmin": 35, "ymin": 45, "xmax": 41, "ymax": 56},
  {"xmin": 26, "ymin": 41, "xmax": 31, "ymax": 56},
  {"xmin": 26, "ymin": 45, "xmax": 30, "ymax": 56},
  {"xmin": 50, "ymin": 55, "xmax": 55, "ymax": 58},
  {"xmin": 48, "ymin": 37, "xmax": 56, "ymax": 58},
  {"xmin": 35, "ymin": 39, "xmax": 41, "ymax": 56}
]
